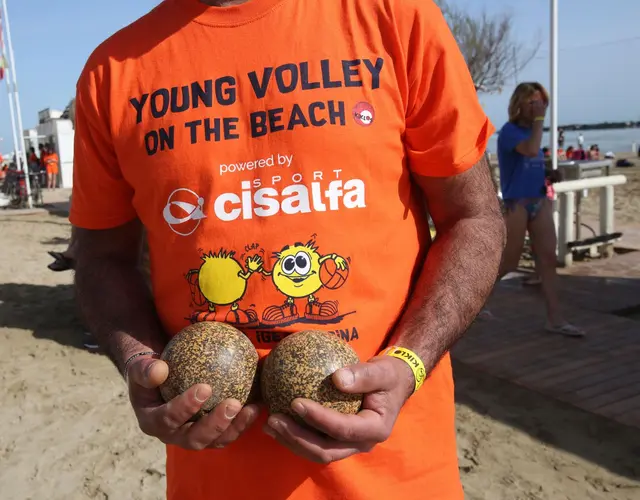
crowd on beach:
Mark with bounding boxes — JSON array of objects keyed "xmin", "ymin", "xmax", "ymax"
[
  {"xmin": 1, "ymin": 143, "xmax": 60, "ymax": 186},
  {"xmin": 0, "ymin": 143, "xmax": 61, "ymax": 203}
]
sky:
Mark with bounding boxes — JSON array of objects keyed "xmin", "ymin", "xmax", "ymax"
[{"xmin": 0, "ymin": 0, "xmax": 638, "ymax": 148}]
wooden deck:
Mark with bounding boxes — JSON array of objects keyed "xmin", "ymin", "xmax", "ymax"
[{"xmin": 453, "ymin": 250, "xmax": 640, "ymax": 429}]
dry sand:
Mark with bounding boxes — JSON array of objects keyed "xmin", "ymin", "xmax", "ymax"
[
  {"xmin": 1, "ymin": 189, "xmax": 639, "ymax": 499},
  {"xmin": 581, "ymin": 161, "xmax": 640, "ymax": 226}
]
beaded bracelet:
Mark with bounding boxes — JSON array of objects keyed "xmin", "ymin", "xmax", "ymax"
[{"xmin": 123, "ymin": 351, "xmax": 160, "ymax": 380}]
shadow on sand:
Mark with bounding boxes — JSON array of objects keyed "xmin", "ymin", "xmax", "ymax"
[
  {"xmin": 41, "ymin": 236, "xmax": 71, "ymax": 246},
  {"xmin": 41, "ymin": 201, "xmax": 70, "ymax": 219},
  {"xmin": 454, "ymin": 361, "xmax": 640, "ymax": 482},
  {"xmin": 454, "ymin": 264, "xmax": 640, "ymax": 482},
  {"xmin": 0, "ymin": 282, "xmax": 93, "ymax": 352}
]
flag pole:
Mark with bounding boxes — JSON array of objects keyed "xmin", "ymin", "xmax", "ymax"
[
  {"xmin": 0, "ymin": 10, "xmax": 19, "ymax": 172},
  {"xmin": 1, "ymin": 0, "xmax": 32, "ymax": 208},
  {"xmin": 4, "ymin": 66, "xmax": 20, "ymax": 169},
  {"xmin": 550, "ymin": 0, "xmax": 559, "ymax": 171}
]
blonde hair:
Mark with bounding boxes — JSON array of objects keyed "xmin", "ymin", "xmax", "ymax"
[{"xmin": 508, "ymin": 82, "xmax": 549, "ymax": 122}]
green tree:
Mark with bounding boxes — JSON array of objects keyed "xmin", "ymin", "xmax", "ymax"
[
  {"xmin": 436, "ymin": 1, "xmax": 540, "ymax": 193},
  {"xmin": 437, "ymin": 1, "xmax": 540, "ymax": 94}
]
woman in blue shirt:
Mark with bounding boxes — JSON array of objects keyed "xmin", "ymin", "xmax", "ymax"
[{"xmin": 496, "ymin": 82, "xmax": 583, "ymax": 336}]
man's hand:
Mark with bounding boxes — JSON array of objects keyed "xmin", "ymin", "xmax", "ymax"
[
  {"xmin": 530, "ymin": 98, "xmax": 548, "ymax": 118},
  {"xmin": 128, "ymin": 356, "xmax": 261, "ymax": 450},
  {"xmin": 263, "ymin": 356, "xmax": 414, "ymax": 464}
]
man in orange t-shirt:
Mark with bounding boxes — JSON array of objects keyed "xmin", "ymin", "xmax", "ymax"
[
  {"xmin": 43, "ymin": 144, "xmax": 59, "ymax": 189},
  {"xmin": 70, "ymin": 1, "xmax": 504, "ymax": 498}
]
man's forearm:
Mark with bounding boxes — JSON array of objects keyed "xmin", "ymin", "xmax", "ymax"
[
  {"xmin": 389, "ymin": 212, "xmax": 505, "ymax": 373},
  {"xmin": 75, "ymin": 259, "xmax": 167, "ymax": 375}
]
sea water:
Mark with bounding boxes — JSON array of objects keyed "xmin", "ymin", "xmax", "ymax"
[{"xmin": 487, "ymin": 127, "xmax": 640, "ymax": 155}]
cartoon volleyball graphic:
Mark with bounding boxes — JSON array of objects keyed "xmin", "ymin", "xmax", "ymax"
[
  {"xmin": 184, "ymin": 237, "xmax": 354, "ymax": 329},
  {"xmin": 320, "ymin": 258, "xmax": 349, "ymax": 290}
]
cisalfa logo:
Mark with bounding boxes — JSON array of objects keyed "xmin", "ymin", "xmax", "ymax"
[{"xmin": 162, "ymin": 188, "xmax": 206, "ymax": 236}]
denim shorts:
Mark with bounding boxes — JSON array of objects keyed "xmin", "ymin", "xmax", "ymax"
[{"xmin": 503, "ymin": 197, "xmax": 546, "ymax": 221}]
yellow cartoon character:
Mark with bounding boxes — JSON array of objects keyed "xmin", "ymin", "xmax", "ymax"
[
  {"xmin": 186, "ymin": 249, "xmax": 263, "ymax": 328},
  {"xmin": 261, "ymin": 240, "xmax": 349, "ymax": 327}
]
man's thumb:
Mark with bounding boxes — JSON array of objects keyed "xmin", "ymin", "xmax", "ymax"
[
  {"xmin": 127, "ymin": 356, "xmax": 168, "ymax": 389},
  {"xmin": 332, "ymin": 361, "xmax": 390, "ymax": 394}
]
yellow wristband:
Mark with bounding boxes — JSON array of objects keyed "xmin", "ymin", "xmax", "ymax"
[
  {"xmin": 380, "ymin": 346, "xmax": 427, "ymax": 393},
  {"xmin": 534, "ymin": 116, "xmax": 545, "ymax": 122}
]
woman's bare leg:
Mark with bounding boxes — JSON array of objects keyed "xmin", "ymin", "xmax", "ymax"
[
  {"xmin": 528, "ymin": 200, "xmax": 563, "ymax": 324},
  {"xmin": 498, "ymin": 203, "xmax": 528, "ymax": 279},
  {"xmin": 479, "ymin": 203, "xmax": 527, "ymax": 319},
  {"xmin": 523, "ymin": 239, "xmax": 542, "ymax": 285}
]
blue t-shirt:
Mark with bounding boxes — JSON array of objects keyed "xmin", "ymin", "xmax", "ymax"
[{"xmin": 497, "ymin": 122, "xmax": 546, "ymax": 200}]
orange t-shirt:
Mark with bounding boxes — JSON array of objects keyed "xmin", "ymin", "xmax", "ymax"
[
  {"xmin": 44, "ymin": 152, "xmax": 59, "ymax": 173},
  {"xmin": 70, "ymin": 0, "xmax": 493, "ymax": 498}
]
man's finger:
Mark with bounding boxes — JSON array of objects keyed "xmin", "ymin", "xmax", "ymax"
[
  {"xmin": 265, "ymin": 415, "xmax": 362, "ymax": 464},
  {"xmin": 127, "ymin": 357, "xmax": 168, "ymax": 389},
  {"xmin": 290, "ymin": 399, "xmax": 388, "ymax": 442},
  {"xmin": 128, "ymin": 359, "xmax": 170, "ymax": 409},
  {"xmin": 263, "ymin": 424, "xmax": 318, "ymax": 462},
  {"xmin": 208, "ymin": 404, "xmax": 261, "ymax": 449},
  {"xmin": 184, "ymin": 398, "xmax": 242, "ymax": 449},
  {"xmin": 332, "ymin": 360, "xmax": 396, "ymax": 394},
  {"xmin": 147, "ymin": 384, "xmax": 212, "ymax": 435}
]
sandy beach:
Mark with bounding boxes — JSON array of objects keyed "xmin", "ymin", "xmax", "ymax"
[{"xmin": 1, "ymin": 165, "xmax": 639, "ymax": 499}]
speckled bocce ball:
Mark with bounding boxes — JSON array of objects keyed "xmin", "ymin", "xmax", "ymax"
[
  {"xmin": 159, "ymin": 322, "xmax": 259, "ymax": 420},
  {"xmin": 261, "ymin": 330, "xmax": 363, "ymax": 418}
]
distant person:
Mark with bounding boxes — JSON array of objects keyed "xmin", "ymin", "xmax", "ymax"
[
  {"xmin": 578, "ymin": 132, "xmax": 584, "ymax": 148},
  {"xmin": 28, "ymin": 147, "xmax": 38, "ymax": 167},
  {"xmin": 589, "ymin": 144, "xmax": 600, "ymax": 160},
  {"xmin": 0, "ymin": 164, "xmax": 9, "ymax": 207},
  {"xmin": 38, "ymin": 143, "xmax": 46, "ymax": 169},
  {"xmin": 557, "ymin": 147, "xmax": 566, "ymax": 160},
  {"xmin": 565, "ymin": 146, "xmax": 575, "ymax": 160},
  {"xmin": 27, "ymin": 146, "xmax": 43, "ymax": 187},
  {"xmin": 27, "ymin": 147, "xmax": 41, "ymax": 175},
  {"xmin": 558, "ymin": 128, "xmax": 565, "ymax": 148},
  {"xmin": 542, "ymin": 146, "xmax": 551, "ymax": 158},
  {"xmin": 494, "ymin": 81, "xmax": 584, "ymax": 337},
  {"xmin": 574, "ymin": 145, "xmax": 587, "ymax": 161},
  {"xmin": 43, "ymin": 144, "xmax": 59, "ymax": 190}
]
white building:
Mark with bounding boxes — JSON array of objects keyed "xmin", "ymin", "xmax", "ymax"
[{"xmin": 23, "ymin": 104, "xmax": 75, "ymax": 188}]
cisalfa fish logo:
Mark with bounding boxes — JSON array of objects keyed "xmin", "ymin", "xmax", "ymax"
[{"xmin": 163, "ymin": 188, "xmax": 206, "ymax": 236}]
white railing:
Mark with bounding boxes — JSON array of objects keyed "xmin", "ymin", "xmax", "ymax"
[{"xmin": 554, "ymin": 175, "xmax": 627, "ymax": 266}]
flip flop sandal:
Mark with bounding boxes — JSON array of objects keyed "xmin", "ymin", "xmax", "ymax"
[
  {"xmin": 83, "ymin": 332, "xmax": 100, "ymax": 350},
  {"xmin": 523, "ymin": 276, "xmax": 542, "ymax": 286},
  {"xmin": 477, "ymin": 308, "xmax": 495, "ymax": 320},
  {"xmin": 47, "ymin": 255, "xmax": 75, "ymax": 272},
  {"xmin": 545, "ymin": 323, "xmax": 585, "ymax": 338}
]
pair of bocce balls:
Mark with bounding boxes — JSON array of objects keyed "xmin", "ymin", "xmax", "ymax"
[{"xmin": 159, "ymin": 322, "xmax": 362, "ymax": 421}]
